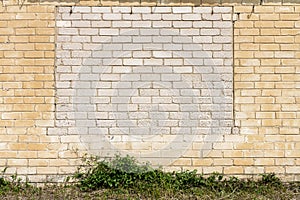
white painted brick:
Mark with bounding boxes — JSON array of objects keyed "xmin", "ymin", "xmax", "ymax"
[
  {"xmin": 173, "ymin": 36, "xmax": 192, "ymax": 43},
  {"xmin": 141, "ymin": 74, "xmax": 160, "ymax": 81},
  {"xmin": 132, "ymin": 36, "xmax": 152, "ymax": 43},
  {"xmin": 123, "ymin": 59, "xmax": 143, "ymax": 66},
  {"xmin": 144, "ymin": 59, "xmax": 163, "ymax": 66},
  {"xmin": 153, "ymin": 36, "xmax": 172, "ymax": 43},
  {"xmin": 173, "ymin": 21, "xmax": 192, "ymax": 28},
  {"xmin": 57, "ymin": 21, "xmax": 71, "ymax": 28},
  {"xmin": 121, "ymin": 74, "xmax": 140, "ymax": 81},
  {"xmin": 193, "ymin": 21, "xmax": 212, "ymax": 28},
  {"xmin": 162, "ymin": 14, "xmax": 181, "ymax": 20},
  {"xmin": 83, "ymin": 14, "xmax": 100, "ymax": 20},
  {"xmin": 161, "ymin": 74, "xmax": 181, "ymax": 81},
  {"xmin": 182, "ymin": 14, "xmax": 201, "ymax": 21},
  {"xmin": 122, "ymin": 14, "xmax": 142, "ymax": 20},
  {"xmin": 173, "ymin": 67, "xmax": 192, "ymax": 73},
  {"xmin": 112, "ymin": 36, "xmax": 132, "ymax": 43},
  {"xmin": 112, "ymin": 21, "xmax": 131, "ymax": 28},
  {"xmin": 112, "ymin": 7, "xmax": 131, "ymax": 13},
  {"xmin": 140, "ymin": 29, "xmax": 160, "ymax": 36},
  {"xmin": 153, "ymin": 51, "xmax": 172, "ymax": 58},
  {"xmin": 180, "ymin": 29, "xmax": 200, "ymax": 35},
  {"xmin": 153, "ymin": 21, "xmax": 172, "ymax": 28},
  {"xmin": 99, "ymin": 29, "xmax": 119, "ymax": 35},
  {"xmin": 160, "ymin": 29, "xmax": 180, "ymax": 36},
  {"xmin": 213, "ymin": 7, "xmax": 231, "ymax": 13},
  {"xmin": 202, "ymin": 14, "xmax": 222, "ymax": 21},
  {"xmin": 172, "ymin": 7, "xmax": 192, "ymax": 14},
  {"xmin": 100, "ymin": 74, "xmax": 120, "ymax": 81},
  {"xmin": 131, "ymin": 97, "xmax": 151, "ymax": 103},
  {"xmin": 132, "ymin": 7, "xmax": 151, "ymax": 13},
  {"xmin": 91, "ymin": 21, "xmax": 111, "ymax": 28},
  {"xmin": 143, "ymin": 44, "xmax": 163, "ymax": 50},
  {"xmin": 193, "ymin": 7, "xmax": 212, "ymax": 14},
  {"xmin": 132, "ymin": 51, "xmax": 151, "ymax": 58},
  {"xmin": 164, "ymin": 59, "xmax": 183, "ymax": 66},
  {"xmin": 123, "ymin": 44, "xmax": 142, "ymax": 50},
  {"xmin": 193, "ymin": 36, "xmax": 213, "ymax": 43},
  {"xmin": 132, "ymin": 67, "xmax": 152, "ymax": 73},
  {"xmin": 62, "ymin": 13, "xmax": 81, "ymax": 20},
  {"xmin": 120, "ymin": 29, "xmax": 139, "ymax": 35},
  {"xmin": 92, "ymin": 7, "xmax": 111, "ymax": 13},
  {"xmin": 213, "ymin": 21, "xmax": 232, "ymax": 28},
  {"xmin": 152, "ymin": 7, "xmax": 171, "ymax": 13},
  {"xmin": 102, "ymin": 44, "xmax": 122, "ymax": 50},
  {"xmin": 142, "ymin": 14, "xmax": 161, "ymax": 20},
  {"xmin": 92, "ymin": 36, "xmax": 111, "ymax": 43},
  {"xmin": 132, "ymin": 21, "xmax": 151, "ymax": 28},
  {"xmin": 58, "ymin": 28, "xmax": 78, "ymax": 35},
  {"xmin": 163, "ymin": 44, "xmax": 182, "ymax": 50},
  {"xmin": 201, "ymin": 29, "xmax": 220, "ymax": 36},
  {"xmin": 103, "ymin": 13, "xmax": 122, "ymax": 20}
]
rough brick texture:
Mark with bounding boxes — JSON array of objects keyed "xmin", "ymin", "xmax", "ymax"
[
  {"xmin": 0, "ymin": 0, "xmax": 300, "ymax": 182},
  {"xmin": 55, "ymin": 6, "xmax": 233, "ymax": 166}
]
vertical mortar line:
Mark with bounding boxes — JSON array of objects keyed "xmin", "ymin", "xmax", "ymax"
[
  {"xmin": 231, "ymin": 5, "xmax": 236, "ymax": 132},
  {"xmin": 51, "ymin": 5, "xmax": 58, "ymax": 135}
]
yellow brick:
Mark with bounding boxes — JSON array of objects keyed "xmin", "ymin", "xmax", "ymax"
[
  {"xmin": 15, "ymin": 28, "xmax": 35, "ymax": 35},
  {"xmin": 260, "ymin": 14, "xmax": 279, "ymax": 20},
  {"xmin": 15, "ymin": 59, "xmax": 35, "ymax": 66},
  {"xmin": 3, "ymin": 66, "xmax": 24, "ymax": 73},
  {"xmin": 15, "ymin": 120, "xmax": 35, "ymax": 127},
  {"xmin": 223, "ymin": 151, "xmax": 243, "ymax": 157},
  {"xmin": 234, "ymin": 82, "xmax": 254, "ymax": 89},
  {"xmin": 261, "ymin": 104, "xmax": 281, "ymax": 111},
  {"xmin": 255, "ymin": 36, "xmax": 274, "ymax": 43},
  {"xmin": 279, "ymin": 128, "xmax": 299, "ymax": 135},
  {"xmin": 21, "ymin": 112, "xmax": 42, "ymax": 119},
  {"xmin": 281, "ymin": 29, "xmax": 300, "ymax": 36},
  {"xmin": 239, "ymin": 29, "xmax": 259, "ymax": 36},
  {"xmin": 235, "ymin": 67, "xmax": 254, "ymax": 73},
  {"xmin": 29, "ymin": 159, "xmax": 49, "ymax": 167},
  {"xmin": 192, "ymin": 158, "xmax": 213, "ymax": 166},
  {"xmin": 254, "ymin": 158, "xmax": 274, "ymax": 165},
  {"xmin": 7, "ymin": 159, "xmax": 28, "ymax": 166},
  {"xmin": 28, "ymin": 20, "xmax": 49, "ymax": 28},
  {"xmin": 260, "ymin": 29, "xmax": 281, "ymax": 36},
  {"xmin": 266, "ymin": 166, "xmax": 284, "ymax": 174},
  {"xmin": 274, "ymin": 6, "xmax": 295, "ymax": 13},
  {"xmin": 0, "ymin": 151, "xmax": 17, "ymax": 158},
  {"xmin": 9, "ymin": 36, "xmax": 29, "ymax": 43},
  {"xmin": 254, "ymin": 67, "xmax": 274, "ymax": 74},
  {"xmin": 35, "ymin": 59, "xmax": 55, "ymax": 66},
  {"xmin": 254, "ymin": 6, "xmax": 274, "ymax": 13},
  {"xmin": 4, "ymin": 97, "xmax": 24, "ymax": 103},
  {"xmin": 260, "ymin": 44, "xmax": 280, "ymax": 51},
  {"xmin": 235, "ymin": 36, "xmax": 253, "ymax": 43},
  {"xmin": 234, "ymin": 6, "xmax": 253, "ymax": 13},
  {"xmin": 275, "ymin": 21, "xmax": 295, "ymax": 28},
  {"xmin": 254, "ymin": 51, "xmax": 274, "ymax": 58},
  {"xmin": 262, "ymin": 89, "xmax": 281, "ymax": 96},
  {"xmin": 28, "ymin": 144, "xmax": 47, "ymax": 151},
  {"xmin": 234, "ymin": 158, "xmax": 254, "ymax": 166},
  {"xmin": 235, "ymin": 21, "xmax": 253, "ymax": 28},
  {"xmin": 35, "ymin": 44, "xmax": 55, "ymax": 51},
  {"xmin": 13, "ymin": 104, "xmax": 34, "ymax": 111},
  {"xmin": 36, "ymin": 28, "xmax": 55, "ymax": 35},
  {"xmin": 19, "ymin": 135, "xmax": 39, "ymax": 142},
  {"xmin": 275, "ymin": 97, "xmax": 294, "ymax": 104},
  {"xmin": 240, "ymin": 43, "xmax": 259, "ymax": 50},
  {"xmin": 36, "ymin": 13, "xmax": 55, "ymax": 20},
  {"xmin": 214, "ymin": 159, "xmax": 233, "ymax": 166},
  {"xmin": 9, "ymin": 143, "xmax": 27, "ymax": 150},
  {"xmin": 254, "ymin": 21, "xmax": 274, "ymax": 28},
  {"xmin": 171, "ymin": 158, "xmax": 191, "ymax": 166},
  {"xmin": 280, "ymin": 44, "xmax": 300, "ymax": 50},
  {"xmin": 24, "ymin": 97, "xmax": 44, "ymax": 103},
  {"xmin": 224, "ymin": 166, "xmax": 243, "ymax": 174},
  {"xmin": 256, "ymin": 112, "xmax": 275, "ymax": 119},
  {"xmin": 24, "ymin": 51, "xmax": 44, "ymax": 58},
  {"xmin": 240, "ymin": 59, "xmax": 260, "ymax": 67},
  {"xmin": 265, "ymin": 150, "xmax": 285, "ymax": 157},
  {"xmin": 240, "ymin": 104, "xmax": 260, "ymax": 112},
  {"xmin": 4, "ymin": 51, "xmax": 23, "ymax": 58},
  {"xmin": 275, "ymin": 36, "xmax": 294, "ymax": 43},
  {"xmin": 282, "ymin": 74, "xmax": 300, "ymax": 81},
  {"xmin": 239, "ymin": 13, "xmax": 259, "ymax": 21},
  {"xmin": 15, "ymin": 44, "xmax": 35, "ymax": 50},
  {"xmin": 276, "ymin": 112, "xmax": 296, "ymax": 118},
  {"xmin": 34, "ymin": 74, "xmax": 54, "ymax": 81},
  {"xmin": 241, "ymin": 89, "xmax": 261, "ymax": 96},
  {"xmin": 245, "ymin": 166, "xmax": 264, "ymax": 174},
  {"xmin": 2, "ymin": 113, "xmax": 21, "ymax": 120},
  {"xmin": 24, "ymin": 66, "xmax": 44, "ymax": 73},
  {"xmin": 18, "ymin": 151, "xmax": 37, "ymax": 159},
  {"xmin": 275, "ymin": 82, "xmax": 295, "ymax": 88},
  {"xmin": 14, "ymin": 89, "xmax": 35, "ymax": 96},
  {"xmin": 37, "ymin": 167, "xmax": 58, "ymax": 174},
  {"xmin": 29, "ymin": 36, "xmax": 50, "ymax": 43}
]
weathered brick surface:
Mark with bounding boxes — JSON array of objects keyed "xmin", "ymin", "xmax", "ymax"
[
  {"xmin": 1, "ymin": 0, "xmax": 300, "ymax": 182},
  {"xmin": 55, "ymin": 7, "xmax": 234, "ymax": 166}
]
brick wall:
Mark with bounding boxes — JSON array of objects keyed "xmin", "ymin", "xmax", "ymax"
[{"xmin": 0, "ymin": 0, "xmax": 299, "ymax": 182}]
